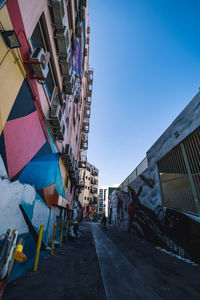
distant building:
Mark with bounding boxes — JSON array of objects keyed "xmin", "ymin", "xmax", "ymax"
[
  {"xmin": 79, "ymin": 161, "xmax": 99, "ymax": 208},
  {"xmin": 98, "ymin": 186, "xmax": 117, "ymax": 217}
]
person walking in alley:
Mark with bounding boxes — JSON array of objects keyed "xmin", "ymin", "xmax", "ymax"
[{"xmin": 101, "ymin": 215, "xmax": 106, "ymax": 228}]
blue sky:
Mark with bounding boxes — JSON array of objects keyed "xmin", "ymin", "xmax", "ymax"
[{"xmin": 87, "ymin": 0, "xmax": 200, "ymax": 187}]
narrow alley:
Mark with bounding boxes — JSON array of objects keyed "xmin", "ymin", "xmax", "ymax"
[{"xmin": 4, "ymin": 223, "xmax": 200, "ymax": 300}]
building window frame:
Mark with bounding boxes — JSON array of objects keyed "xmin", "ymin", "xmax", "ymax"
[{"xmin": 30, "ymin": 14, "xmax": 59, "ymax": 103}]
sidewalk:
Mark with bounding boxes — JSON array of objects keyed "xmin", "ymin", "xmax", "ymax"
[
  {"xmin": 3, "ymin": 223, "xmax": 106, "ymax": 300},
  {"xmin": 3, "ymin": 223, "xmax": 200, "ymax": 300}
]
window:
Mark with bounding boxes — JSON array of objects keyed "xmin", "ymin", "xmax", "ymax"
[
  {"xmin": 158, "ymin": 127, "xmax": 200, "ymax": 215},
  {"xmin": 85, "ymin": 197, "xmax": 86, "ymax": 200},
  {"xmin": 30, "ymin": 15, "xmax": 57, "ymax": 101}
]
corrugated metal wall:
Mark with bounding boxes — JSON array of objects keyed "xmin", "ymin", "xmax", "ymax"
[{"xmin": 158, "ymin": 127, "xmax": 200, "ymax": 215}]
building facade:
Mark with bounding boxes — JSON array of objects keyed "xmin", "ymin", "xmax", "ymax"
[
  {"xmin": 79, "ymin": 161, "xmax": 98, "ymax": 208},
  {"xmin": 98, "ymin": 186, "xmax": 117, "ymax": 217},
  {"xmin": 109, "ymin": 91, "xmax": 200, "ymax": 263},
  {"xmin": 0, "ymin": 0, "xmax": 93, "ymax": 278}
]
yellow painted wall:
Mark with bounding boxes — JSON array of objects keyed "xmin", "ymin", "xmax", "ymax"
[
  {"xmin": 0, "ymin": 5, "xmax": 25, "ymax": 134},
  {"xmin": 59, "ymin": 157, "xmax": 70, "ymax": 192}
]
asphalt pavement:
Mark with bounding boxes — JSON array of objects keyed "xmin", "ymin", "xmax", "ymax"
[{"xmin": 3, "ymin": 223, "xmax": 200, "ymax": 300}]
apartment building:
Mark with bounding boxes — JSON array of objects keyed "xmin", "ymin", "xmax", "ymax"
[
  {"xmin": 0, "ymin": 0, "xmax": 93, "ymax": 267},
  {"xmin": 79, "ymin": 161, "xmax": 99, "ymax": 208},
  {"xmin": 98, "ymin": 186, "xmax": 117, "ymax": 217}
]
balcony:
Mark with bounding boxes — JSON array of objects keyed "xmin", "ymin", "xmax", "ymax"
[
  {"xmin": 93, "ymin": 179, "xmax": 98, "ymax": 185},
  {"xmin": 93, "ymin": 196, "xmax": 98, "ymax": 204},
  {"xmin": 90, "ymin": 187, "xmax": 97, "ymax": 194},
  {"xmin": 87, "ymin": 84, "xmax": 92, "ymax": 97},
  {"xmin": 80, "ymin": 133, "xmax": 88, "ymax": 150},
  {"xmin": 85, "ymin": 96, "xmax": 91, "ymax": 106},
  {"xmin": 76, "ymin": 179, "xmax": 85, "ymax": 190},
  {"xmin": 89, "ymin": 196, "xmax": 98, "ymax": 206},
  {"xmin": 81, "ymin": 133, "xmax": 88, "ymax": 143},
  {"xmin": 84, "ymin": 106, "xmax": 91, "ymax": 118},
  {"xmin": 88, "ymin": 69, "xmax": 93, "ymax": 85},
  {"xmin": 79, "ymin": 152, "xmax": 87, "ymax": 168},
  {"xmin": 82, "ymin": 121, "xmax": 89, "ymax": 133},
  {"xmin": 63, "ymin": 74, "xmax": 75, "ymax": 95}
]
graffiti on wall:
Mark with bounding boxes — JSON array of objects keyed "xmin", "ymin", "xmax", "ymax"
[
  {"xmin": 0, "ymin": 79, "xmax": 69, "ymax": 243},
  {"xmin": 110, "ymin": 179, "xmax": 200, "ymax": 263},
  {"xmin": 110, "ymin": 190, "xmax": 130, "ymax": 231},
  {"xmin": 83, "ymin": 206, "xmax": 98, "ymax": 222}
]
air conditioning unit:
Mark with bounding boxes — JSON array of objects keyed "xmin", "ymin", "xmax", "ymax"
[
  {"xmin": 59, "ymin": 54, "xmax": 72, "ymax": 76},
  {"xmin": 63, "ymin": 73, "xmax": 75, "ymax": 95},
  {"xmin": 75, "ymin": 23, "xmax": 82, "ymax": 38},
  {"xmin": 51, "ymin": 0, "xmax": 66, "ymax": 27},
  {"xmin": 84, "ymin": 48, "xmax": 88, "ymax": 56},
  {"xmin": 80, "ymin": 6, "xmax": 85, "ymax": 21},
  {"xmin": 30, "ymin": 48, "xmax": 49, "ymax": 80},
  {"xmin": 52, "ymin": 120, "xmax": 65, "ymax": 141},
  {"xmin": 55, "ymin": 26, "xmax": 69, "ymax": 55},
  {"xmin": 49, "ymin": 103, "xmax": 62, "ymax": 127}
]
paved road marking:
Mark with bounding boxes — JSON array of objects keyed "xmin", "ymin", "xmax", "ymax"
[{"xmin": 91, "ymin": 224, "xmax": 161, "ymax": 300}]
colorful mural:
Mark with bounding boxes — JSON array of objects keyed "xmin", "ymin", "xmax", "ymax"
[
  {"xmin": 0, "ymin": 0, "xmax": 91, "ymax": 288},
  {"xmin": 109, "ymin": 89, "xmax": 200, "ymax": 263},
  {"xmin": 0, "ymin": 3, "xmax": 70, "ymax": 284},
  {"xmin": 83, "ymin": 206, "xmax": 98, "ymax": 222}
]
